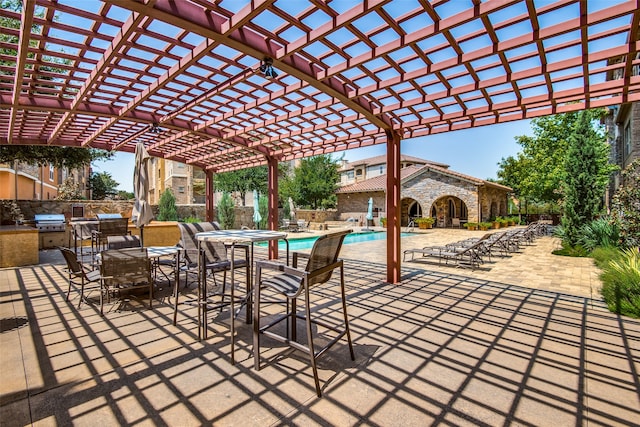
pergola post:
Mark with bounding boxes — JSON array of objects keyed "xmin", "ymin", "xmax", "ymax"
[
  {"xmin": 205, "ymin": 170, "xmax": 214, "ymax": 222},
  {"xmin": 267, "ymin": 156, "xmax": 279, "ymax": 259},
  {"xmin": 386, "ymin": 130, "xmax": 401, "ymax": 284}
]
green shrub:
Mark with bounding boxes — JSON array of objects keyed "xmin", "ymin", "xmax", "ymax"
[
  {"xmin": 552, "ymin": 241, "xmax": 590, "ymax": 257},
  {"xmin": 216, "ymin": 192, "xmax": 235, "ymax": 229},
  {"xmin": 258, "ymin": 195, "xmax": 268, "ymax": 230},
  {"xmin": 590, "ymin": 246, "xmax": 623, "ymax": 269},
  {"xmin": 157, "ymin": 189, "xmax": 178, "ymax": 221},
  {"xmin": 600, "ymin": 248, "xmax": 640, "ymax": 318},
  {"xmin": 180, "ymin": 216, "xmax": 200, "ymax": 223},
  {"xmin": 577, "ymin": 217, "xmax": 620, "ymax": 252}
]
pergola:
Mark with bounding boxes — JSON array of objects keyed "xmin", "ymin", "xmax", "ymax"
[{"xmin": 1, "ymin": 0, "xmax": 639, "ymax": 283}]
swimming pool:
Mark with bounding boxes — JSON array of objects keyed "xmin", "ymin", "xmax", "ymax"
[{"xmin": 257, "ymin": 231, "xmax": 411, "ymax": 251}]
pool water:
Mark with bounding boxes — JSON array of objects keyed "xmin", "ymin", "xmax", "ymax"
[{"xmin": 258, "ymin": 231, "xmax": 411, "ymax": 251}]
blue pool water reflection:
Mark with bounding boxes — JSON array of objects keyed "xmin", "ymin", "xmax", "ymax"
[{"xmin": 258, "ymin": 231, "xmax": 411, "ymax": 251}]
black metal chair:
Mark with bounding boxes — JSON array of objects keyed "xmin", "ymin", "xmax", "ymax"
[
  {"xmin": 253, "ymin": 229, "xmax": 355, "ymax": 397},
  {"xmin": 91, "ymin": 218, "xmax": 130, "ymax": 257},
  {"xmin": 59, "ymin": 247, "xmax": 101, "ymax": 308},
  {"xmin": 99, "ymin": 247, "xmax": 153, "ymax": 316},
  {"xmin": 173, "ymin": 222, "xmax": 249, "ymax": 341}
]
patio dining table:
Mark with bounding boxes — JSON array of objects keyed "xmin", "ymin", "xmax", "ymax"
[{"xmin": 194, "ymin": 229, "xmax": 289, "ymax": 364}]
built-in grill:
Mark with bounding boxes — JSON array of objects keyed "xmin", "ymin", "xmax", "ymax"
[{"xmin": 34, "ymin": 214, "xmax": 67, "ymax": 232}]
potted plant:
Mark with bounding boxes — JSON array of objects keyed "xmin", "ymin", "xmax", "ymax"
[
  {"xmin": 491, "ymin": 218, "xmax": 501, "ymax": 229},
  {"xmin": 414, "ymin": 217, "xmax": 435, "ymax": 229},
  {"xmin": 479, "ymin": 222, "xmax": 492, "ymax": 231},
  {"xmin": 380, "ymin": 217, "xmax": 387, "ymax": 228},
  {"xmin": 463, "ymin": 222, "xmax": 478, "ymax": 231}
]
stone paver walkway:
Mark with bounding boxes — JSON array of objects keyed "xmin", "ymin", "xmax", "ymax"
[{"xmin": 1, "ymin": 228, "xmax": 638, "ymax": 426}]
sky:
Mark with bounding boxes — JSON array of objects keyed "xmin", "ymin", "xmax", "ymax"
[{"xmin": 92, "ymin": 119, "xmax": 533, "ymax": 193}]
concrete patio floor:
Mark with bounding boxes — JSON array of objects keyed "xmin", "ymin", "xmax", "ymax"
[{"xmin": 1, "ymin": 230, "xmax": 639, "ymax": 426}]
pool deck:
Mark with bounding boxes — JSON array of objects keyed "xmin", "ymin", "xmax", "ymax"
[{"xmin": 1, "ymin": 227, "xmax": 639, "ymax": 426}]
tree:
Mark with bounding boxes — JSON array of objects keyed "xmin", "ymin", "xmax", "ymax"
[
  {"xmin": 497, "ymin": 109, "xmax": 607, "ymax": 208},
  {"xmin": 214, "ymin": 167, "xmax": 268, "ymax": 206},
  {"xmin": 89, "ymin": 172, "xmax": 119, "ymax": 200},
  {"xmin": 55, "ymin": 177, "xmax": 85, "ymax": 200},
  {"xmin": 284, "ymin": 155, "xmax": 340, "ymax": 209},
  {"xmin": 217, "ymin": 192, "xmax": 235, "ymax": 229},
  {"xmin": 0, "ymin": 145, "xmax": 112, "ymax": 170},
  {"xmin": 612, "ymin": 159, "xmax": 640, "ymax": 247},
  {"xmin": 561, "ymin": 111, "xmax": 616, "ymax": 246},
  {"xmin": 157, "ymin": 189, "xmax": 178, "ymax": 221}
]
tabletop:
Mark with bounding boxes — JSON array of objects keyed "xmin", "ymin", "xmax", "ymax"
[
  {"xmin": 195, "ymin": 229, "xmax": 288, "ymax": 244},
  {"xmin": 146, "ymin": 246, "xmax": 181, "ymax": 257}
]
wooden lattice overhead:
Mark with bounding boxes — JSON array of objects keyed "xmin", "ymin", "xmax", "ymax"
[{"xmin": 1, "ymin": 0, "xmax": 639, "ymax": 172}]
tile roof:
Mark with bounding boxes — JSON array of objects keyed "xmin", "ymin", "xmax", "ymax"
[
  {"xmin": 340, "ymin": 155, "xmax": 448, "ymax": 170},
  {"xmin": 336, "ymin": 164, "xmax": 512, "ymax": 193}
]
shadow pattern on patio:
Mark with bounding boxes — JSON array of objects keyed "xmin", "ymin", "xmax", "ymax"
[{"xmin": 1, "ymin": 255, "xmax": 639, "ymax": 426}]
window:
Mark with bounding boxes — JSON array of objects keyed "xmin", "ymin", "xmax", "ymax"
[
  {"xmin": 624, "ymin": 123, "xmax": 631, "ymax": 157},
  {"xmin": 346, "ymin": 171, "xmax": 354, "ymax": 179},
  {"xmin": 355, "ymin": 169, "xmax": 363, "ymax": 177},
  {"xmin": 379, "ymin": 166, "xmax": 384, "ymax": 174},
  {"xmin": 178, "ymin": 186, "xmax": 185, "ymax": 193},
  {"xmin": 49, "ymin": 164, "xmax": 54, "ymax": 180}
]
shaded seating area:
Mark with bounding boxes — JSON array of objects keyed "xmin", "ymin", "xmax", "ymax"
[{"xmin": 2, "ymin": 248, "xmax": 638, "ymax": 425}]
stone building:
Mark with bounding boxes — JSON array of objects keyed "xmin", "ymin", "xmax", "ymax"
[
  {"xmin": 605, "ymin": 102, "xmax": 640, "ymax": 208},
  {"xmin": 336, "ymin": 156, "xmax": 512, "ymax": 226}
]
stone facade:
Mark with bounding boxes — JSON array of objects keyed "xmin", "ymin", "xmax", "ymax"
[
  {"xmin": 337, "ymin": 167, "xmax": 510, "ymax": 225},
  {"xmin": 403, "ymin": 170, "xmax": 480, "ymax": 223}
]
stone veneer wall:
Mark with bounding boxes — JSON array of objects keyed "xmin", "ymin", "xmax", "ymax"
[
  {"xmin": 403, "ymin": 170, "xmax": 480, "ymax": 222},
  {"xmin": 6, "ymin": 200, "xmax": 338, "ymax": 229},
  {"xmin": 336, "ymin": 191, "xmax": 385, "ymax": 225}
]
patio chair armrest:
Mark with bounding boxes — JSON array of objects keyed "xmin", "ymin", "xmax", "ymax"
[
  {"xmin": 255, "ymin": 259, "xmax": 305, "ymax": 277},
  {"xmin": 292, "ymin": 251, "xmax": 310, "ymax": 268}
]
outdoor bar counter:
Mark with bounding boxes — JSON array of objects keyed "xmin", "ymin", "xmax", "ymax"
[{"xmin": 0, "ymin": 225, "xmax": 39, "ymax": 267}]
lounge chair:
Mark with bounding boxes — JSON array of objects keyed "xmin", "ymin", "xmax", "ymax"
[{"xmin": 403, "ymin": 239, "xmax": 485, "ymax": 269}]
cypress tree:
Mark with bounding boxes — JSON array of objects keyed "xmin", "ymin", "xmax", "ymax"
[
  {"xmin": 561, "ymin": 112, "xmax": 610, "ymax": 246},
  {"xmin": 157, "ymin": 189, "xmax": 178, "ymax": 221}
]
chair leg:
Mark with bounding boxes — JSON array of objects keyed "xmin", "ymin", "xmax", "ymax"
[
  {"xmin": 253, "ymin": 266, "xmax": 262, "ymax": 370},
  {"xmin": 78, "ymin": 277, "xmax": 85, "ymax": 308},
  {"xmin": 173, "ymin": 270, "xmax": 180, "ymax": 326},
  {"xmin": 100, "ymin": 283, "xmax": 105, "ymax": 316},
  {"xmin": 304, "ymin": 286, "xmax": 322, "ymax": 397},
  {"xmin": 340, "ymin": 265, "xmax": 355, "ymax": 361},
  {"xmin": 65, "ymin": 277, "xmax": 72, "ymax": 302}
]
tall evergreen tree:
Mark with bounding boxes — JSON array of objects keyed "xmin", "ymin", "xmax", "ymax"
[
  {"xmin": 561, "ymin": 112, "xmax": 615, "ymax": 246},
  {"xmin": 157, "ymin": 189, "xmax": 178, "ymax": 221},
  {"xmin": 216, "ymin": 192, "xmax": 235, "ymax": 229}
]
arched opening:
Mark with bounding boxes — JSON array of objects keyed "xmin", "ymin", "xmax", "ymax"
[
  {"xmin": 401, "ymin": 197, "xmax": 423, "ymax": 226},
  {"xmin": 432, "ymin": 195, "xmax": 469, "ymax": 227}
]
